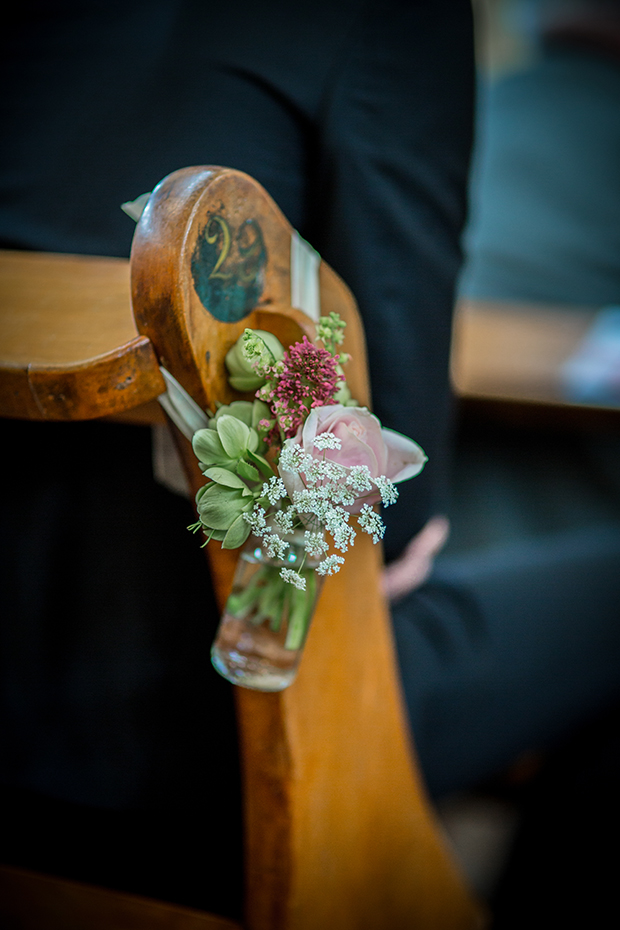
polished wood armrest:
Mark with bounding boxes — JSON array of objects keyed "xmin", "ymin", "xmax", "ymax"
[{"xmin": 0, "ymin": 250, "xmax": 165, "ymax": 422}]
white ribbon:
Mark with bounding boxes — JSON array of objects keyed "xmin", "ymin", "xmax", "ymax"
[
  {"xmin": 291, "ymin": 231, "xmax": 321, "ymax": 323},
  {"xmin": 157, "ymin": 367, "xmax": 209, "ymax": 440}
]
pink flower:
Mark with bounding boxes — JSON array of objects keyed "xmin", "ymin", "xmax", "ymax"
[
  {"xmin": 280, "ymin": 405, "xmax": 426, "ymax": 510},
  {"xmin": 258, "ymin": 336, "xmax": 342, "ymax": 438}
]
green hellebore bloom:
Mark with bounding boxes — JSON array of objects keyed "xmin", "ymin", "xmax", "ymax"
[
  {"xmin": 193, "ymin": 412, "xmax": 263, "ymax": 468},
  {"xmin": 192, "ymin": 428, "xmax": 236, "ymax": 469},
  {"xmin": 210, "ymin": 400, "xmax": 271, "ymax": 449},
  {"xmin": 225, "ymin": 328, "xmax": 284, "ymax": 392},
  {"xmin": 196, "ymin": 482, "xmax": 253, "ymax": 532},
  {"xmin": 215, "ymin": 414, "xmax": 257, "ymax": 459}
]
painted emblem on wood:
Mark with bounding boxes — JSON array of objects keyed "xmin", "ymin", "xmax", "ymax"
[{"xmin": 191, "ymin": 215, "xmax": 267, "ymax": 322}]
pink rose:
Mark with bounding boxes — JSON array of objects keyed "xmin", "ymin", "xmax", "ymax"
[{"xmin": 280, "ymin": 405, "xmax": 426, "ymax": 510}]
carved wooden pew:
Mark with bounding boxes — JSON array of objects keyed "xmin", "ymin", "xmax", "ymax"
[{"xmin": 0, "ymin": 167, "xmax": 482, "ymax": 930}]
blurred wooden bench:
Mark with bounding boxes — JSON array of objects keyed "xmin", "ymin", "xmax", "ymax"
[{"xmin": 451, "ymin": 298, "xmax": 618, "ymax": 427}]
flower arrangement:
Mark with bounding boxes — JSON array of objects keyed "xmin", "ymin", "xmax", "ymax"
[
  {"xmin": 190, "ymin": 314, "xmax": 425, "ymax": 578},
  {"xmin": 190, "ymin": 312, "xmax": 426, "ymax": 689},
  {"xmin": 121, "ymin": 190, "xmax": 426, "ymax": 689}
]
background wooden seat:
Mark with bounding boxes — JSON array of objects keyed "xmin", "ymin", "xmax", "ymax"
[
  {"xmin": 0, "ymin": 166, "xmax": 482, "ymax": 929},
  {"xmin": 451, "ymin": 299, "xmax": 620, "ymax": 429}
]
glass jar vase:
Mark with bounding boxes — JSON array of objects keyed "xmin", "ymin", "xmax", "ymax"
[{"xmin": 211, "ymin": 532, "xmax": 325, "ymax": 691}]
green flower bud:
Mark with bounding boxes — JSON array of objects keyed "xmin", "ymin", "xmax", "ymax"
[
  {"xmin": 211, "ymin": 400, "xmax": 255, "ymax": 428},
  {"xmin": 333, "ymin": 368, "xmax": 352, "ymax": 405},
  {"xmin": 225, "ymin": 329, "xmax": 284, "ymax": 391}
]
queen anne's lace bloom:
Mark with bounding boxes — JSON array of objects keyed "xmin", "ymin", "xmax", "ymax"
[
  {"xmin": 313, "ymin": 431, "xmax": 342, "ymax": 451},
  {"xmin": 279, "ymin": 568, "xmax": 307, "ymax": 590},
  {"xmin": 316, "ymin": 554, "xmax": 345, "ymax": 576},
  {"xmin": 260, "ymin": 476, "xmax": 288, "ymax": 506},
  {"xmin": 324, "ymin": 507, "xmax": 356, "ymax": 552},
  {"xmin": 357, "ymin": 504, "xmax": 386, "ymax": 544},
  {"xmin": 243, "ymin": 506, "xmax": 267, "ymax": 534},
  {"xmin": 273, "ymin": 508, "xmax": 295, "ymax": 534},
  {"xmin": 262, "ymin": 533, "xmax": 291, "ymax": 561},
  {"xmin": 372, "ymin": 475, "xmax": 399, "ymax": 507},
  {"xmin": 346, "ymin": 465, "xmax": 374, "ymax": 494},
  {"xmin": 303, "ymin": 531, "xmax": 330, "ymax": 558}
]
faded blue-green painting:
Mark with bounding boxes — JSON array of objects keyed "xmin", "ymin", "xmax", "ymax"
[{"xmin": 191, "ymin": 215, "xmax": 267, "ymax": 322}]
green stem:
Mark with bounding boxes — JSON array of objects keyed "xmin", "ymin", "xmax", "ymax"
[{"xmin": 285, "ymin": 569, "xmax": 316, "ymax": 650}]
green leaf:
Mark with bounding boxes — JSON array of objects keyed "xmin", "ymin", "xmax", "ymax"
[
  {"xmin": 208, "ymin": 528, "xmax": 227, "ymax": 542},
  {"xmin": 246, "ymin": 449, "xmax": 277, "ymax": 479},
  {"xmin": 216, "ymin": 415, "xmax": 251, "ymax": 458},
  {"xmin": 195, "ymin": 483, "xmax": 210, "ymax": 504},
  {"xmin": 235, "ymin": 460, "xmax": 260, "ymax": 482},
  {"xmin": 213, "ymin": 401, "xmax": 254, "ymax": 427},
  {"xmin": 192, "ymin": 429, "xmax": 233, "ymax": 466},
  {"xmin": 222, "ymin": 514, "xmax": 252, "ymax": 550},
  {"xmin": 203, "ymin": 467, "xmax": 248, "ymax": 489},
  {"xmin": 197, "ymin": 485, "xmax": 250, "ymax": 530},
  {"xmin": 247, "ymin": 427, "xmax": 259, "ymax": 454}
]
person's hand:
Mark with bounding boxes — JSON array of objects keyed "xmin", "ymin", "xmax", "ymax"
[{"xmin": 382, "ymin": 515, "xmax": 450, "ymax": 602}]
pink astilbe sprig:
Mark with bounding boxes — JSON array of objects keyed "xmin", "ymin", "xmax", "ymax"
[{"xmin": 258, "ymin": 336, "xmax": 343, "ymax": 438}]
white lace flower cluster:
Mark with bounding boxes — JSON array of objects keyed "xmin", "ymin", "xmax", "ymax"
[{"xmin": 242, "ymin": 432, "xmax": 397, "ymax": 589}]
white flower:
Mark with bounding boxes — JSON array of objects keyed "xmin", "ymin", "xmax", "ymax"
[
  {"xmin": 357, "ymin": 504, "xmax": 386, "ymax": 544},
  {"xmin": 303, "ymin": 531, "xmax": 329, "ymax": 558},
  {"xmin": 324, "ymin": 506, "xmax": 356, "ymax": 552},
  {"xmin": 292, "ymin": 488, "xmax": 331, "ymax": 524},
  {"xmin": 316, "ymin": 554, "xmax": 345, "ymax": 576},
  {"xmin": 262, "ymin": 533, "xmax": 291, "ymax": 560},
  {"xmin": 313, "ymin": 431, "xmax": 342, "ymax": 451},
  {"xmin": 372, "ymin": 475, "xmax": 399, "ymax": 507},
  {"xmin": 273, "ymin": 508, "xmax": 295, "ymax": 534},
  {"xmin": 280, "ymin": 568, "xmax": 307, "ymax": 590},
  {"xmin": 327, "ymin": 483, "xmax": 357, "ymax": 508},
  {"xmin": 279, "ymin": 405, "xmax": 426, "ymax": 514},
  {"xmin": 260, "ymin": 476, "xmax": 288, "ymax": 505},
  {"xmin": 278, "ymin": 441, "xmax": 305, "ymax": 473},
  {"xmin": 346, "ymin": 465, "xmax": 374, "ymax": 494},
  {"xmin": 243, "ymin": 505, "xmax": 267, "ymax": 533}
]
